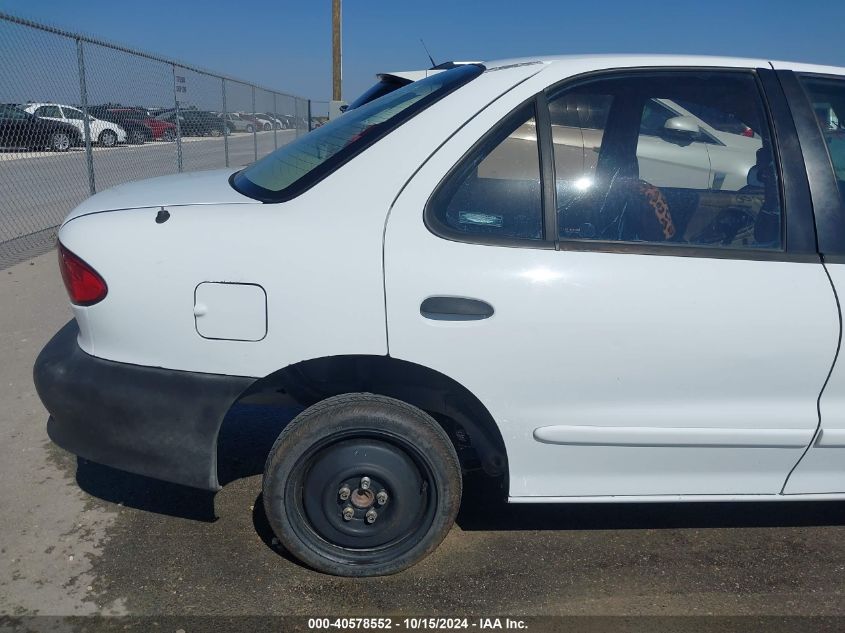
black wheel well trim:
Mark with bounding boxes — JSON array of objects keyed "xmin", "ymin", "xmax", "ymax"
[{"xmin": 231, "ymin": 354, "xmax": 509, "ymax": 481}]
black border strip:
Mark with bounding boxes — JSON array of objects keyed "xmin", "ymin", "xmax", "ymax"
[
  {"xmin": 535, "ymin": 92, "xmax": 559, "ymax": 242},
  {"xmin": 757, "ymin": 68, "xmax": 817, "ymax": 254},
  {"xmin": 776, "ymin": 70, "xmax": 845, "ymax": 257}
]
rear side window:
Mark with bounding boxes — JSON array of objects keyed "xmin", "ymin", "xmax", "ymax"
[
  {"xmin": 231, "ymin": 64, "xmax": 483, "ymax": 202},
  {"xmin": 427, "ymin": 103, "xmax": 544, "ymax": 241},
  {"xmin": 551, "ymin": 71, "xmax": 782, "ymax": 250},
  {"xmin": 799, "ymin": 75, "xmax": 845, "ymax": 203},
  {"xmin": 36, "ymin": 105, "xmax": 62, "ymax": 118}
]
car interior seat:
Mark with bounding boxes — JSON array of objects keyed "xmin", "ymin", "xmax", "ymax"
[{"xmin": 745, "ymin": 146, "xmax": 781, "ymax": 245}]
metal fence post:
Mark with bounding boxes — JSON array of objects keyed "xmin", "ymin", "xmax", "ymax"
[
  {"xmin": 307, "ymin": 99, "xmax": 313, "ymax": 132},
  {"xmin": 251, "ymin": 85, "xmax": 258, "ymax": 162},
  {"xmin": 272, "ymin": 92, "xmax": 278, "ymax": 150},
  {"xmin": 75, "ymin": 38, "xmax": 95, "ymax": 195},
  {"xmin": 221, "ymin": 78, "xmax": 229, "ymax": 168},
  {"xmin": 172, "ymin": 64, "xmax": 183, "ymax": 172}
]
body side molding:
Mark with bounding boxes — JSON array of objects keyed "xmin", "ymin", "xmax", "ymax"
[{"xmin": 533, "ymin": 425, "xmax": 811, "ymax": 448}]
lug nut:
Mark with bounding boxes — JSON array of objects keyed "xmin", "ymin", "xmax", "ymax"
[
  {"xmin": 342, "ymin": 506, "xmax": 354, "ymax": 521},
  {"xmin": 365, "ymin": 509, "xmax": 378, "ymax": 524},
  {"xmin": 376, "ymin": 490, "xmax": 388, "ymax": 505},
  {"xmin": 338, "ymin": 485, "xmax": 351, "ymax": 501},
  {"xmin": 360, "ymin": 476, "xmax": 371, "ymax": 491}
]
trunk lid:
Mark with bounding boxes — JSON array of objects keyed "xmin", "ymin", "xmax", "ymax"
[{"xmin": 62, "ymin": 168, "xmax": 259, "ymax": 224}]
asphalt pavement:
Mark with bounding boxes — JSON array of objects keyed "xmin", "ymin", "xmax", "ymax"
[{"xmin": 1, "ymin": 252, "xmax": 845, "ymax": 631}]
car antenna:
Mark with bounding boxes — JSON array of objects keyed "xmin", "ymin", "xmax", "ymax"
[{"xmin": 420, "ymin": 38, "xmax": 437, "ymax": 68}]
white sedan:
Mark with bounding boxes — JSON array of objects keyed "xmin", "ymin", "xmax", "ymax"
[
  {"xmin": 35, "ymin": 55, "xmax": 845, "ymax": 577},
  {"xmin": 23, "ymin": 102, "xmax": 127, "ymax": 147}
]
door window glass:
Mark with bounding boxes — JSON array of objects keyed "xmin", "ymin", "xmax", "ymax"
[
  {"xmin": 799, "ymin": 75, "xmax": 845, "ymax": 204},
  {"xmin": 63, "ymin": 107, "xmax": 85, "ymax": 120},
  {"xmin": 550, "ymin": 72, "xmax": 782, "ymax": 249},
  {"xmin": 428, "ymin": 103, "xmax": 544, "ymax": 241},
  {"xmin": 35, "ymin": 105, "xmax": 62, "ymax": 118}
]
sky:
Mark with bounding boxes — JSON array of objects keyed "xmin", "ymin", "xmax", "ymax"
[{"xmin": 1, "ymin": 0, "xmax": 844, "ymax": 105}]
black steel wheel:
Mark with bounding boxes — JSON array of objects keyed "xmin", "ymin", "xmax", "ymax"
[
  {"xmin": 161, "ymin": 129, "xmax": 176, "ymax": 142},
  {"xmin": 263, "ymin": 393, "xmax": 461, "ymax": 577}
]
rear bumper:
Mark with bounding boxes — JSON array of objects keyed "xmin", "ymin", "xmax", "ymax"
[{"xmin": 34, "ymin": 320, "xmax": 256, "ymax": 490}]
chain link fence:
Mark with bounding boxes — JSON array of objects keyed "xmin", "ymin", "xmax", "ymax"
[
  {"xmin": 0, "ymin": 12, "xmax": 314, "ymax": 269},
  {"xmin": 309, "ymin": 101, "xmax": 331, "ymax": 129}
]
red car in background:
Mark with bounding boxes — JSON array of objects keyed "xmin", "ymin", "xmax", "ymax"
[{"xmin": 91, "ymin": 106, "xmax": 177, "ymax": 141}]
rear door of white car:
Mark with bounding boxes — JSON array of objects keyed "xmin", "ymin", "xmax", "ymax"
[{"xmin": 385, "ymin": 65, "xmax": 838, "ymax": 499}]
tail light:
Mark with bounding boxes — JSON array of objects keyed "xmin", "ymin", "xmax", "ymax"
[
  {"xmin": 57, "ymin": 242, "xmax": 108, "ymax": 306},
  {"xmin": 742, "ymin": 127, "xmax": 754, "ymax": 138}
]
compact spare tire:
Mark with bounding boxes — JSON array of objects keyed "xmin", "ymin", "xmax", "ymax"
[{"xmin": 262, "ymin": 393, "xmax": 462, "ymax": 577}]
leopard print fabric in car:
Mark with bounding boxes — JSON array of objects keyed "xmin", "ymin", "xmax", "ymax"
[{"xmin": 638, "ymin": 183, "xmax": 676, "ymax": 240}]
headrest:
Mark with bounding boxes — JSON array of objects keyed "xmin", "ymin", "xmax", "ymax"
[{"xmin": 747, "ymin": 146, "xmax": 772, "ymax": 187}]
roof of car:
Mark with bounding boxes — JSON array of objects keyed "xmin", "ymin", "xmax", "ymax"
[
  {"xmin": 25, "ymin": 102, "xmax": 75, "ymax": 108},
  {"xmin": 482, "ymin": 54, "xmax": 845, "ymax": 75}
]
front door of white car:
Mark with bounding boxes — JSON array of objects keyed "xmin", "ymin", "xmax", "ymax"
[{"xmin": 385, "ymin": 67, "xmax": 838, "ymax": 499}]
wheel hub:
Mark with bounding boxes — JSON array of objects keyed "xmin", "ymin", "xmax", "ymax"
[
  {"xmin": 299, "ymin": 437, "xmax": 432, "ymax": 549},
  {"xmin": 350, "ymin": 487, "xmax": 374, "ymax": 509}
]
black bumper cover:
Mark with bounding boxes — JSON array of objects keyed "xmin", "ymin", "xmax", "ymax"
[{"xmin": 34, "ymin": 321, "xmax": 256, "ymax": 490}]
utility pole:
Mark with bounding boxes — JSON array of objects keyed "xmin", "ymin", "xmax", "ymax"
[
  {"xmin": 332, "ymin": 0, "xmax": 342, "ymax": 102},
  {"xmin": 330, "ymin": 0, "xmax": 345, "ymax": 119}
]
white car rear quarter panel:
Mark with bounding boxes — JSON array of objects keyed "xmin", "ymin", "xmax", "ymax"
[{"xmin": 58, "ymin": 63, "xmax": 543, "ymax": 378}]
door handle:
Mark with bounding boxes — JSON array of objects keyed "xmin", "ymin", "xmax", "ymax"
[{"xmin": 420, "ymin": 297, "xmax": 494, "ymax": 321}]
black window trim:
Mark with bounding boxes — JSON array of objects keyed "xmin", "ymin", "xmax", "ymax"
[
  {"xmin": 231, "ymin": 63, "xmax": 486, "ymax": 204},
  {"xmin": 425, "ymin": 65, "xmax": 820, "ymax": 263},
  {"xmin": 536, "ymin": 92, "xmax": 558, "ymax": 242},
  {"xmin": 777, "ymin": 70, "xmax": 845, "ymax": 259}
]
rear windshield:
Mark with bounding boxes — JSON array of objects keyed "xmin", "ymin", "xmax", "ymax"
[{"xmin": 231, "ymin": 64, "xmax": 484, "ymax": 202}]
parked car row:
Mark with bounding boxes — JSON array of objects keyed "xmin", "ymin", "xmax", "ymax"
[
  {"xmin": 215, "ymin": 111, "xmax": 302, "ymax": 133},
  {"xmin": 0, "ymin": 103, "xmax": 83, "ymax": 151},
  {"xmin": 0, "ymin": 101, "xmax": 302, "ymax": 152},
  {"xmin": 21, "ymin": 103, "xmax": 126, "ymax": 147}
]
